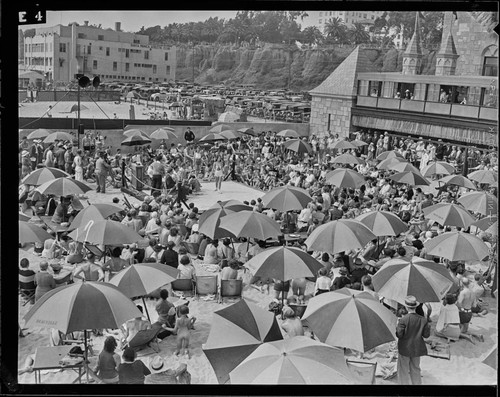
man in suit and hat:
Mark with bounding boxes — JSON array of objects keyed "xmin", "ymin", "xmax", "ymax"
[
  {"xmin": 396, "ymin": 295, "xmax": 431, "ymax": 385},
  {"xmin": 55, "ymin": 142, "xmax": 66, "ymax": 170}
]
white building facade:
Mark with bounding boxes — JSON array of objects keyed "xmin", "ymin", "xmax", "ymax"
[
  {"xmin": 22, "ymin": 22, "xmax": 176, "ymax": 85},
  {"xmin": 316, "ymin": 11, "xmax": 385, "ymax": 31}
]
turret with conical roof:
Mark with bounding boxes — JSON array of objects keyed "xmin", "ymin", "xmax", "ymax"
[
  {"xmin": 435, "ymin": 12, "xmax": 460, "ymax": 76},
  {"xmin": 402, "ymin": 12, "xmax": 423, "ymax": 75}
]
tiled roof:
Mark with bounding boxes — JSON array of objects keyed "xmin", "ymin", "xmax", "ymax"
[{"xmin": 309, "ymin": 46, "xmax": 374, "ymax": 96}]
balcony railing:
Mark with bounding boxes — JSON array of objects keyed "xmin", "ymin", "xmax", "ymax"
[{"xmin": 356, "ymin": 95, "xmax": 497, "ymax": 122}]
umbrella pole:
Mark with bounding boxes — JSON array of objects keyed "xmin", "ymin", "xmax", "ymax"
[
  {"xmin": 84, "ymin": 329, "xmax": 89, "ymax": 383},
  {"xmin": 142, "ymin": 296, "xmax": 151, "ymax": 322}
]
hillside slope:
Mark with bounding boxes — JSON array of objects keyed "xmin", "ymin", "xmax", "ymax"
[{"xmin": 174, "ymin": 43, "xmax": 437, "ymax": 91}]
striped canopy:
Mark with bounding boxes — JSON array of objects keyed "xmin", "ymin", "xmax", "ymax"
[
  {"xmin": 468, "ymin": 169, "xmax": 497, "ymax": 185},
  {"xmin": 325, "ymin": 168, "xmax": 365, "ymax": 189},
  {"xmin": 457, "ymin": 191, "xmax": 498, "ymax": 216},
  {"xmin": 372, "ymin": 257, "xmax": 454, "ymax": 304},
  {"xmin": 303, "ymin": 289, "xmax": 397, "ymax": 353},
  {"xmin": 21, "ymin": 167, "xmax": 70, "ymax": 186},
  {"xmin": 203, "ymin": 299, "xmax": 283, "ymax": 384},
  {"xmin": 68, "ymin": 204, "xmax": 124, "ymax": 231},
  {"xmin": 19, "ymin": 221, "xmax": 53, "ymax": 244},
  {"xmin": 423, "ymin": 231, "xmax": 490, "ymax": 262},
  {"xmin": 219, "ymin": 211, "xmax": 281, "ymax": 240},
  {"xmin": 35, "ymin": 177, "xmax": 92, "ymax": 196},
  {"xmin": 423, "ymin": 203, "xmax": 476, "ymax": 228},
  {"xmin": 68, "ymin": 219, "xmax": 142, "ymax": 245},
  {"xmin": 356, "ymin": 210, "xmax": 408, "ymax": 237}
]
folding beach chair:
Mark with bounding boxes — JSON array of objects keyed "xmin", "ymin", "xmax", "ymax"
[
  {"xmin": 194, "ymin": 275, "xmax": 218, "ymax": 301},
  {"xmin": 346, "ymin": 359, "xmax": 377, "ymax": 384},
  {"xmin": 171, "ymin": 279, "xmax": 195, "ymax": 298},
  {"xmin": 219, "ymin": 279, "xmax": 243, "ymax": 304}
]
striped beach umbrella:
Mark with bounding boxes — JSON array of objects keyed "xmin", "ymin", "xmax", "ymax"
[
  {"xmin": 35, "ymin": 177, "xmax": 92, "ymax": 196},
  {"xmin": 197, "ymin": 201, "xmax": 250, "ymax": 239},
  {"xmin": 457, "ymin": 191, "xmax": 498, "ymax": 216},
  {"xmin": 331, "ymin": 153, "xmax": 365, "ymax": 165},
  {"xmin": 220, "ymin": 130, "xmax": 243, "ymax": 140},
  {"xmin": 377, "ymin": 156, "xmax": 406, "ymax": 170},
  {"xmin": 376, "ymin": 150, "xmax": 404, "ymax": 162},
  {"xmin": 244, "ymin": 246, "xmax": 323, "ymax": 282},
  {"xmin": 423, "ymin": 231, "xmax": 490, "ymax": 261},
  {"xmin": 302, "ymin": 289, "xmax": 397, "ymax": 353},
  {"xmin": 23, "ymin": 281, "xmax": 142, "ymax": 335},
  {"xmin": 68, "ymin": 204, "xmax": 124, "ymax": 231},
  {"xmin": 421, "ymin": 161, "xmax": 456, "ymax": 177},
  {"xmin": 261, "ymin": 185, "xmax": 312, "ymax": 212},
  {"xmin": 68, "ymin": 219, "xmax": 142, "ymax": 246},
  {"xmin": 209, "ymin": 124, "xmax": 232, "ymax": 133},
  {"xmin": 472, "ymin": 216, "xmax": 497, "ymax": 232},
  {"xmin": 150, "ymin": 128, "xmax": 178, "ymax": 140},
  {"xmin": 121, "ymin": 134, "xmax": 152, "ymax": 146},
  {"xmin": 123, "ymin": 128, "xmax": 149, "ymax": 138},
  {"xmin": 423, "ymin": 203, "xmax": 476, "ymax": 228},
  {"xmin": 277, "ymin": 129, "xmax": 299, "ymax": 138},
  {"xmin": 283, "ymin": 139, "xmax": 313, "ymax": 155},
  {"xmin": 372, "ymin": 257, "xmax": 454, "ymax": 304},
  {"xmin": 388, "ymin": 161, "xmax": 420, "ymax": 174},
  {"xmin": 390, "ymin": 171, "xmax": 429, "ymax": 186},
  {"xmin": 203, "ymin": 299, "xmax": 283, "ymax": 384},
  {"xmin": 468, "ymin": 169, "xmax": 498, "ymax": 185},
  {"xmin": 438, "ymin": 174, "xmax": 476, "ymax": 190},
  {"xmin": 21, "ymin": 167, "xmax": 70, "ymax": 186},
  {"xmin": 43, "ymin": 131, "xmax": 75, "ymax": 144},
  {"xmin": 219, "ymin": 211, "xmax": 281, "ymax": 240},
  {"xmin": 325, "ymin": 168, "xmax": 365, "ymax": 189},
  {"xmin": 19, "ymin": 221, "xmax": 53, "ymax": 244},
  {"xmin": 305, "ymin": 219, "xmax": 376, "ymax": 254},
  {"xmin": 229, "ymin": 336, "xmax": 354, "ymax": 384},
  {"xmin": 199, "ymin": 132, "xmax": 226, "ymax": 142},
  {"xmin": 27, "ymin": 129, "xmax": 53, "ymax": 140},
  {"xmin": 330, "ymin": 139, "xmax": 357, "ymax": 150},
  {"xmin": 356, "ymin": 210, "xmax": 408, "ymax": 237}
]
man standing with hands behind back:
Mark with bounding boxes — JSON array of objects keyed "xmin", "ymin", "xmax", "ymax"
[
  {"xmin": 396, "ymin": 295, "xmax": 431, "ymax": 385},
  {"xmin": 184, "ymin": 127, "xmax": 195, "ymax": 145}
]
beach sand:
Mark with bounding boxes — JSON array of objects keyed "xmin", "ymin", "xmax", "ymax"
[{"xmin": 18, "ymin": 181, "xmax": 498, "ymax": 385}]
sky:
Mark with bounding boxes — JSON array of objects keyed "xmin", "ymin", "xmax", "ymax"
[{"xmin": 21, "ymin": 10, "xmax": 317, "ymax": 32}]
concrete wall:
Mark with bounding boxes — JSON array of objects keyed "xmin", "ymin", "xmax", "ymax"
[
  {"xmin": 19, "ymin": 90, "xmax": 121, "ymax": 102},
  {"xmin": 310, "ymin": 95, "xmax": 354, "ymax": 138}
]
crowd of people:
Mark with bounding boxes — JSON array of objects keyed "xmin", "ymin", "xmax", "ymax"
[{"xmin": 19, "ymin": 125, "xmax": 498, "ymax": 385}]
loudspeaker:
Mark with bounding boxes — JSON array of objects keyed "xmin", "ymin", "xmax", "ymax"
[
  {"xmin": 78, "ymin": 76, "xmax": 91, "ymax": 88},
  {"xmin": 92, "ymin": 76, "xmax": 100, "ymax": 88}
]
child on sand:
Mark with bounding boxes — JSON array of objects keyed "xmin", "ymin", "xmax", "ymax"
[{"xmin": 162, "ymin": 306, "xmax": 196, "ymax": 358}]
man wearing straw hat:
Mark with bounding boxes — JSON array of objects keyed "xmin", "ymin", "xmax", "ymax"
[
  {"xmin": 396, "ymin": 295, "xmax": 431, "ymax": 385},
  {"xmin": 145, "ymin": 355, "xmax": 189, "ymax": 384}
]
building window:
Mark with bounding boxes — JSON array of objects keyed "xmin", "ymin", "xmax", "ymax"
[
  {"xmin": 78, "ymin": 33, "xmax": 85, "ymax": 39},
  {"xmin": 482, "ymin": 57, "xmax": 498, "ymax": 76},
  {"xmin": 327, "ymin": 114, "xmax": 331, "ymax": 130},
  {"xmin": 126, "ymin": 49, "xmax": 130, "ymax": 58},
  {"xmin": 59, "ymin": 43, "xmax": 66, "ymax": 52},
  {"xmin": 125, "ymin": 63, "xmax": 129, "ymax": 72},
  {"xmin": 134, "ymin": 39, "xmax": 140, "ymax": 44},
  {"xmin": 319, "ymin": 12, "xmax": 323, "ymax": 17},
  {"xmin": 144, "ymin": 51, "xmax": 149, "ymax": 59},
  {"xmin": 166, "ymin": 65, "xmax": 171, "ymax": 74},
  {"xmin": 93, "ymin": 60, "xmax": 97, "ymax": 69},
  {"xmin": 165, "ymin": 52, "xmax": 169, "ymax": 61},
  {"xmin": 113, "ymin": 62, "xmax": 117, "ymax": 71},
  {"xmin": 106, "ymin": 47, "xmax": 110, "ymax": 56},
  {"xmin": 98, "ymin": 35, "xmax": 104, "ymax": 40},
  {"xmin": 87, "ymin": 45, "xmax": 91, "ymax": 55},
  {"xmin": 153, "ymin": 65, "xmax": 157, "ymax": 74}
]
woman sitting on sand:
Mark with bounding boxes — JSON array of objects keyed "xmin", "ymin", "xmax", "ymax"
[
  {"xmin": 435, "ymin": 293, "xmax": 484, "ymax": 344},
  {"xmin": 95, "ymin": 336, "xmax": 121, "ymax": 384}
]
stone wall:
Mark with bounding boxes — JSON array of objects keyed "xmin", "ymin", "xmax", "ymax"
[
  {"xmin": 310, "ymin": 96, "xmax": 354, "ymax": 138},
  {"xmin": 444, "ymin": 12, "xmax": 498, "ymax": 76}
]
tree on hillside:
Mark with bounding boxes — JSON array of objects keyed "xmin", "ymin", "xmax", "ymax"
[
  {"xmin": 301, "ymin": 26, "xmax": 324, "ymax": 45},
  {"xmin": 349, "ymin": 23, "xmax": 371, "ymax": 45},
  {"xmin": 385, "ymin": 11, "xmax": 443, "ymax": 49},
  {"xmin": 324, "ymin": 17, "xmax": 348, "ymax": 44}
]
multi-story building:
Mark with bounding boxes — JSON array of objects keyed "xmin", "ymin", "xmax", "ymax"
[
  {"xmin": 309, "ymin": 11, "xmax": 498, "ymax": 148},
  {"xmin": 22, "ymin": 21, "xmax": 176, "ymax": 85},
  {"xmin": 316, "ymin": 11, "xmax": 385, "ymax": 31}
]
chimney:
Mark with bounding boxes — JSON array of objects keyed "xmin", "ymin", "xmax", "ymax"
[
  {"xmin": 115, "ymin": 22, "xmax": 121, "ymax": 32},
  {"xmin": 84, "ymin": 21, "xmax": 89, "ymax": 26}
]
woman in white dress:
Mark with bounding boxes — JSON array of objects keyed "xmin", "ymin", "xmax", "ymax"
[{"xmin": 73, "ymin": 149, "xmax": 84, "ymax": 182}]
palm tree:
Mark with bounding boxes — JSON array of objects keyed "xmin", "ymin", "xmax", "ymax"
[
  {"xmin": 301, "ymin": 26, "xmax": 324, "ymax": 45},
  {"xmin": 324, "ymin": 17, "xmax": 348, "ymax": 44},
  {"xmin": 349, "ymin": 23, "xmax": 371, "ymax": 45}
]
